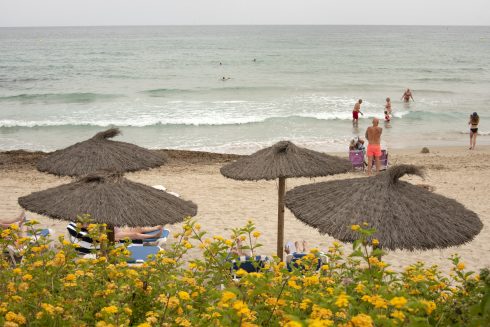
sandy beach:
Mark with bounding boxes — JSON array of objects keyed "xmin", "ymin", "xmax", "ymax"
[{"xmin": 1, "ymin": 146, "xmax": 489, "ymax": 272}]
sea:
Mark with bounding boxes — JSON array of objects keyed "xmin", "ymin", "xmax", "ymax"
[{"xmin": 1, "ymin": 25, "xmax": 489, "ymax": 154}]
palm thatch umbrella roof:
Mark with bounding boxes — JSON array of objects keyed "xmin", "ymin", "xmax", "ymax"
[
  {"xmin": 220, "ymin": 141, "xmax": 352, "ymax": 181},
  {"xmin": 220, "ymin": 141, "xmax": 352, "ymax": 260},
  {"xmin": 37, "ymin": 128, "xmax": 168, "ymax": 177},
  {"xmin": 285, "ymin": 165, "xmax": 483, "ymax": 251},
  {"xmin": 18, "ymin": 171, "xmax": 197, "ymax": 229}
]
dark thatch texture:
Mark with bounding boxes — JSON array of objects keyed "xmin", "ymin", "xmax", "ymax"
[
  {"xmin": 220, "ymin": 141, "xmax": 352, "ymax": 180},
  {"xmin": 18, "ymin": 171, "xmax": 197, "ymax": 227},
  {"xmin": 285, "ymin": 165, "xmax": 483, "ymax": 251},
  {"xmin": 37, "ymin": 128, "xmax": 168, "ymax": 177}
]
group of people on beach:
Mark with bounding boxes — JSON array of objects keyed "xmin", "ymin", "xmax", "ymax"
[
  {"xmin": 351, "ymin": 88, "xmax": 481, "ymax": 174},
  {"xmin": 350, "ymin": 89, "xmax": 415, "ymax": 175}
]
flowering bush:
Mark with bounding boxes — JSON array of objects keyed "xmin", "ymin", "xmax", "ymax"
[{"xmin": 1, "ymin": 219, "xmax": 489, "ymax": 326}]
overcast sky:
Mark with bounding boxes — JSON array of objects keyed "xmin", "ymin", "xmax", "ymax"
[{"xmin": 1, "ymin": 0, "xmax": 489, "ymax": 27}]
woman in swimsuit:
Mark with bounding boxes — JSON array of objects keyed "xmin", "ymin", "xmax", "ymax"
[
  {"xmin": 468, "ymin": 112, "xmax": 479, "ymax": 150},
  {"xmin": 401, "ymin": 89, "xmax": 414, "ymax": 103}
]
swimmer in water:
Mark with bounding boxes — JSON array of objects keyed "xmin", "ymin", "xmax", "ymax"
[{"xmin": 401, "ymin": 89, "xmax": 414, "ymax": 103}]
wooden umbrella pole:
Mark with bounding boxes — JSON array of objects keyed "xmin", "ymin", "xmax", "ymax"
[
  {"xmin": 277, "ymin": 177, "xmax": 286, "ymax": 261},
  {"xmin": 107, "ymin": 224, "xmax": 115, "ymax": 244}
]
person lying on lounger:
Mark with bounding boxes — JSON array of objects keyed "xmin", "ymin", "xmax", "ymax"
[
  {"xmin": 284, "ymin": 240, "xmax": 308, "ymax": 255},
  {"xmin": 0, "ymin": 210, "xmax": 27, "ymax": 229},
  {"xmin": 114, "ymin": 225, "xmax": 165, "ymax": 242}
]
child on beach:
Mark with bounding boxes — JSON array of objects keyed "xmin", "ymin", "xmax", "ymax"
[
  {"xmin": 384, "ymin": 110, "xmax": 391, "ymax": 122},
  {"xmin": 385, "ymin": 97, "xmax": 392, "ymax": 114}
]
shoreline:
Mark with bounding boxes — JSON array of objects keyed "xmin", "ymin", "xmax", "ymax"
[{"xmin": 2, "ymin": 144, "xmax": 489, "ymax": 171}]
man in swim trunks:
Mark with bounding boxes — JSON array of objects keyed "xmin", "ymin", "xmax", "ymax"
[
  {"xmin": 401, "ymin": 89, "xmax": 414, "ymax": 103},
  {"xmin": 352, "ymin": 99, "xmax": 362, "ymax": 126},
  {"xmin": 365, "ymin": 118, "xmax": 383, "ymax": 175}
]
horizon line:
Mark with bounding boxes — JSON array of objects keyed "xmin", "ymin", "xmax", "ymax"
[{"xmin": 1, "ymin": 23, "xmax": 490, "ymax": 29}]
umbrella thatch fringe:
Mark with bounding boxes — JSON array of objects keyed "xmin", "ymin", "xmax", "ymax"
[
  {"xmin": 37, "ymin": 128, "xmax": 168, "ymax": 177},
  {"xmin": 92, "ymin": 128, "xmax": 120, "ymax": 140},
  {"xmin": 19, "ymin": 171, "xmax": 197, "ymax": 227},
  {"xmin": 285, "ymin": 165, "xmax": 483, "ymax": 251},
  {"xmin": 388, "ymin": 165, "xmax": 423, "ymax": 184},
  {"xmin": 220, "ymin": 141, "xmax": 352, "ymax": 181}
]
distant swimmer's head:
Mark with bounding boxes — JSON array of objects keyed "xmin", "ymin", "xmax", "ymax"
[
  {"xmin": 358, "ymin": 99, "xmax": 363, "ymax": 104},
  {"xmin": 372, "ymin": 118, "xmax": 379, "ymax": 126},
  {"xmin": 386, "ymin": 97, "xmax": 390, "ymax": 102},
  {"xmin": 472, "ymin": 112, "xmax": 478, "ymax": 117}
]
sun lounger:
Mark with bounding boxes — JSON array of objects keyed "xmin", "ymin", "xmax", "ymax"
[
  {"xmin": 126, "ymin": 245, "xmax": 161, "ymax": 263},
  {"xmin": 5, "ymin": 228, "xmax": 52, "ymax": 266},
  {"xmin": 230, "ymin": 255, "xmax": 270, "ymax": 279},
  {"xmin": 286, "ymin": 252, "xmax": 327, "ymax": 272}
]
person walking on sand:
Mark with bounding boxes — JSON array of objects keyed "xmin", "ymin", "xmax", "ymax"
[
  {"xmin": 352, "ymin": 99, "xmax": 363, "ymax": 126},
  {"xmin": 385, "ymin": 97, "xmax": 392, "ymax": 114},
  {"xmin": 365, "ymin": 118, "xmax": 383, "ymax": 175},
  {"xmin": 401, "ymin": 89, "xmax": 414, "ymax": 103},
  {"xmin": 468, "ymin": 112, "xmax": 480, "ymax": 150}
]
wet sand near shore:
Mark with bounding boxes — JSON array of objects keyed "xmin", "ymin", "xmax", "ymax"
[{"xmin": 1, "ymin": 146, "xmax": 489, "ymax": 272}]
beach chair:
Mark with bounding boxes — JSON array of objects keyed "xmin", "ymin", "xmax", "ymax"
[
  {"xmin": 67, "ymin": 223, "xmax": 99, "ymax": 254},
  {"xmin": 349, "ymin": 150, "xmax": 365, "ymax": 171},
  {"xmin": 230, "ymin": 255, "xmax": 270, "ymax": 279},
  {"xmin": 286, "ymin": 253, "xmax": 328, "ymax": 272},
  {"xmin": 126, "ymin": 245, "xmax": 161, "ymax": 264},
  {"xmin": 4, "ymin": 227, "xmax": 53, "ymax": 266},
  {"xmin": 371, "ymin": 149, "xmax": 389, "ymax": 171}
]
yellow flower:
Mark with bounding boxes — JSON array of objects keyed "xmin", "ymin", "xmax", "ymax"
[
  {"xmin": 284, "ymin": 322, "xmax": 302, "ymax": 327},
  {"xmin": 420, "ymin": 300, "xmax": 436, "ymax": 315},
  {"xmin": 232, "ymin": 300, "xmax": 251, "ymax": 317},
  {"xmin": 457, "ymin": 262, "xmax": 465, "ymax": 271},
  {"xmin": 390, "ymin": 296, "xmax": 407, "ymax": 309},
  {"xmin": 221, "ymin": 291, "xmax": 236, "ymax": 302},
  {"xmin": 351, "ymin": 225, "xmax": 361, "ymax": 231},
  {"xmin": 236, "ymin": 268, "xmax": 248, "ymax": 277},
  {"xmin": 335, "ymin": 293, "xmax": 349, "ymax": 308},
  {"xmin": 308, "ymin": 318, "xmax": 334, "ymax": 327},
  {"xmin": 5, "ymin": 312, "xmax": 26, "ymax": 325},
  {"xmin": 350, "ymin": 313, "xmax": 373, "ymax": 327},
  {"xmin": 101, "ymin": 306, "xmax": 118, "ymax": 314},
  {"xmin": 252, "ymin": 231, "xmax": 261, "ymax": 238},
  {"xmin": 136, "ymin": 323, "xmax": 151, "ymax": 327},
  {"xmin": 64, "ymin": 274, "xmax": 77, "ymax": 282},
  {"xmin": 288, "ymin": 280, "xmax": 301, "ymax": 290},
  {"xmin": 21, "ymin": 274, "xmax": 33, "ymax": 281},
  {"xmin": 355, "ymin": 283, "xmax": 365, "ymax": 293},
  {"xmin": 194, "ymin": 223, "xmax": 201, "ymax": 231},
  {"xmin": 178, "ymin": 291, "xmax": 191, "ymax": 301},
  {"xmin": 391, "ymin": 310, "xmax": 405, "ymax": 321},
  {"xmin": 372, "ymin": 239, "xmax": 379, "ymax": 246},
  {"xmin": 304, "ymin": 275, "xmax": 319, "ymax": 286}
]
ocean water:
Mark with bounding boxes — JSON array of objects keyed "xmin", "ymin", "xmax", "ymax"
[{"xmin": 0, "ymin": 25, "xmax": 489, "ymax": 153}]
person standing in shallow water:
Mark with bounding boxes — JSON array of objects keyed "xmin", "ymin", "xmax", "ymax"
[
  {"xmin": 352, "ymin": 99, "xmax": 363, "ymax": 126},
  {"xmin": 385, "ymin": 97, "xmax": 392, "ymax": 114},
  {"xmin": 365, "ymin": 118, "xmax": 383, "ymax": 175},
  {"xmin": 468, "ymin": 112, "xmax": 479, "ymax": 150},
  {"xmin": 401, "ymin": 89, "xmax": 414, "ymax": 103}
]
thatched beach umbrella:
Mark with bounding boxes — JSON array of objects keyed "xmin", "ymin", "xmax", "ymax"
[
  {"xmin": 285, "ymin": 165, "xmax": 483, "ymax": 250},
  {"xmin": 37, "ymin": 128, "xmax": 168, "ymax": 177},
  {"xmin": 220, "ymin": 141, "xmax": 352, "ymax": 260},
  {"xmin": 18, "ymin": 171, "xmax": 197, "ymax": 242}
]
